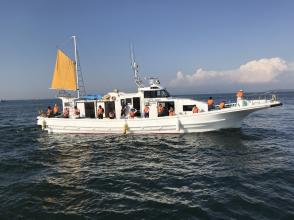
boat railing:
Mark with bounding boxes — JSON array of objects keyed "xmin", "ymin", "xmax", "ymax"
[
  {"xmin": 224, "ymin": 103, "xmax": 237, "ymax": 108},
  {"xmin": 244, "ymin": 92, "xmax": 278, "ymax": 103},
  {"xmin": 214, "ymin": 92, "xmax": 278, "ymax": 110}
]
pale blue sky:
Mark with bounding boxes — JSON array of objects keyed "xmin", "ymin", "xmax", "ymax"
[{"xmin": 0, "ymin": 0, "xmax": 293, "ymax": 99}]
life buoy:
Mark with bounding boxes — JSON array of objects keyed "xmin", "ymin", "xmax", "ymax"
[{"xmin": 103, "ymin": 94, "xmax": 110, "ymax": 100}]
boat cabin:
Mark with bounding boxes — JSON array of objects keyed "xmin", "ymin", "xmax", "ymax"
[{"xmin": 61, "ymin": 80, "xmax": 208, "ymax": 119}]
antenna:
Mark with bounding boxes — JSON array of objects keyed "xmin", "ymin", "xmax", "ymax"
[
  {"xmin": 72, "ymin": 36, "xmax": 86, "ymax": 98},
  {"xmin": 130, "ymin": 43, "xmax": 144, "ymax": 88}
]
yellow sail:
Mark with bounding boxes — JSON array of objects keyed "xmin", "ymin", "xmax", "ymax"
[{"xmin": 51, "ymin": 49, "xmax": 77, "ymax": 91}]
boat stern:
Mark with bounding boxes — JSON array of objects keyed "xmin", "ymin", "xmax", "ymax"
[{"xmin": 37, "ymin": 116, "xmax": 48, "ymax": 130}]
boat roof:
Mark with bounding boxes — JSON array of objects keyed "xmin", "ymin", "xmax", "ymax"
[{"xmin": 138, "ymin": 85, "xmax": 166, "ymax": 91}]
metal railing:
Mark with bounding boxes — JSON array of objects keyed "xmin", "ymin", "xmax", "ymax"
[{"xmin": 213, "ymin": 92, "xmax": 278, "ymax": 110}]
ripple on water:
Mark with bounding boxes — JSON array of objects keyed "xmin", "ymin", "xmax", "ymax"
[{"xmin": 0, "ymin": 96, "xmax": 294, "ymax": 219}]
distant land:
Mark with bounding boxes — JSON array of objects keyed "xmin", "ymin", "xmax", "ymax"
[{"xmin": 273, "ymin": 89, "xmax": 294, "ymax": 92}]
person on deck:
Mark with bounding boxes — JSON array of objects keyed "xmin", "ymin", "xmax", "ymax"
[
  {"xmin": 121, "ymin": 103, "xmax": 127, "ymax": 117},
  {"xmin": 63, "ymin": 108, "xmax": 69, "ymax": 118},
  {"xmin": 129, "ymin": 108, "xmax": 137, "ymax": 119},
  {"xmin": 53, "ymin": 103, "xmax": 59, "ymax": 116},
  {"xmin": 219, "ymin": 101, "xmax": 225, "ymax": 109},
  {"xmin": 169, "ymin": 107, "xmax": 175, "ymax": 116},
  {"xmin": 207, "ymin": 97, "xmax": 214, "ymax": 111},
  {"xmin": 143, "ymin": 105, "xmax": 149, "ymax": 118},
  {"xmin": 236, "ymin": 89, "xmax": 244, "ymax": 100},
  {"xmin": 74, "ymin": 106, "xmax": 80, "ymax": 117},
  {"xmin": 236, "ymin": 90, "xmax": 245, "ymax": 107},
  {"xmin": 97, "ymin": 105, "xmax": 104, "ymax": 119},
  {"xmin": 47, "ymin": 106, "xmax": 53, "ymax": 117},
  {"xmin": 192, "ymin": 105, "xmax": 199, "ymax": 113},
  {"xmin": 158, "ymin": 104, "xmax": 164, "ymax": 117}
]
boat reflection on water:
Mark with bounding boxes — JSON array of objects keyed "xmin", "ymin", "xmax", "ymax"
[{"xmin": 35, "ymin": 128, "xmax": 263, "ymax": 182}]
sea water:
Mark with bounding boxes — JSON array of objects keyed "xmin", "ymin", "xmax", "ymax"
[{"xmin": 0, "ymin": 93, "xmax": 293, "ymax": 219}]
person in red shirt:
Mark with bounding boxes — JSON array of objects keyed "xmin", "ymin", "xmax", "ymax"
[{"xmin": 143, "ymin": 105, "xmax": 149, "ymax": 118}]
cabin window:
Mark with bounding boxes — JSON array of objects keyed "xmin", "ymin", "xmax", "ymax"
[
  {"xmin": 64, "ymin": 102, "xmax": 73, "ymax": 107},
  {"xmin": 158, "ymin": 101, "xmax": 174, "ymax": 117},
  {"xmin": 121, "ymin": 98, "xmax": 132, "ymax": 106},
  {"xmin": 183, "ymin": 105, "xmax": 194, "ymax": 111},
  {"xmin": 160, "ymin": 89, "xmax": 170, "ymax": 97},
  {"xmin": 144, "ymin": 89, "xmax": 170, "ymax": 98},
  {"xmin": 144, "ymin": 91, "xmax": 154, "ymax": 98}
]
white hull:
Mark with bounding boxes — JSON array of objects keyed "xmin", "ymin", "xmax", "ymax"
[{"xmin": 37, "ymin": 101, "xmax": 280, "ymax": 134}]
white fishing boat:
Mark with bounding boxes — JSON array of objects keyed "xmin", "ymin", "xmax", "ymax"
[{"xmin": 37, "ymin": 36, "xmax": 282, "ymax": 134}]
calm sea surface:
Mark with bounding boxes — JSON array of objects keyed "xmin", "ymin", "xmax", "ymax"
[{"xmin": 0, "ymin": 93, "xmax": 293, "ymax": 220}]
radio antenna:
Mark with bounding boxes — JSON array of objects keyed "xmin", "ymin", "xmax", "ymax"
[{"xmin": 130, "ymin": 43, "xmax": 144, "ymax": 88}]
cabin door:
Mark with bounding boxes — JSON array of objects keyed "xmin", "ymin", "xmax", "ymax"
[
  {"xmin": 133, "ymin": 97, "xmax": 140, "ymax": 110},
  {"xmin": 105, "ymin": 101, "xmax": 115, "ymax": 118},
  {"xmin": 133, "ymin": 97, "xmax": 141, "ymax": 116},
  {"xmin": 85, "ymin": 102, "xmax": 95, "ymax": 118}
]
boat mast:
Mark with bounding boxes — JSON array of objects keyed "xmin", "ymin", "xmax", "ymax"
[
  {"xmin": 130, "ymin": 44, "xmax": 144, "ymax": 88},
  {"xmin": 72, "ymin": 36, "xmax": 86, "ymax": 98},
  {"xmin": 72, "ymin": 36, "xmax": 80, "ymax": 98}
]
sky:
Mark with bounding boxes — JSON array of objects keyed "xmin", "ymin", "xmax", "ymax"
[{"xmin": 0, "ymin": 0, "xmax": 294, "ymax": 100}]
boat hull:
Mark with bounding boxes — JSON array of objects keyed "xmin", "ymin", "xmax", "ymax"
[{"xmin": 37, "ymin": 101, "xmax": 281, "ymax": 134}]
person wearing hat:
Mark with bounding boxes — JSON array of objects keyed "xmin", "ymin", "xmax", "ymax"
[
  {"xmin": 236, "ymin": 89, "xmax": 244, "ymax": 100},
  {"xmin": 236, "ymin": 89, "xmax": 245, "ymax": 107}
]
